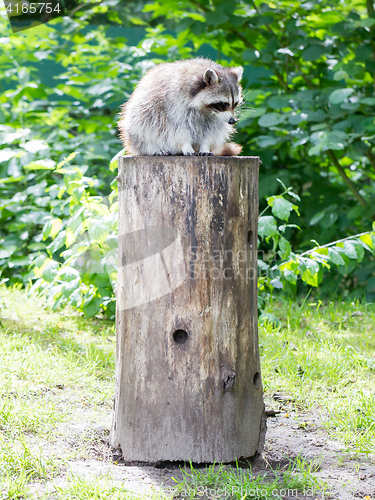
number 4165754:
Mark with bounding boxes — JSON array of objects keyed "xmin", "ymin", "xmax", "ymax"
[{"xmin": 6, "ymin": 2, "xmax": 61, "ymax": 13}]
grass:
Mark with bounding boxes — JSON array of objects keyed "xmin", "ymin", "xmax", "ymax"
[
  {"xmin": 0, "ymin": 471, "xmax": 30, "ymax": 500},
  {"xmin": 48, "ymin": 474, "xmax": 172, "ymax": 499},
  {"xmin": 0, "ymin": 285, "xmax": 374, "ymax": 498},
  {"xmin": 172, "ymin": 456, "xmax": 324, "ymax": 499},
  {"xmin": 0, "ymin": 436, "xmax": 62, "ymax": 481},
  {"xmin": 259, "ymin": 297, "xmax": 375, "ymax": 454},
  {"xmin": 0, "ymin": 395, "xmax": 66, "ymax": 438},
  {"xmin": 0, "ymin": 285, "xmax": 117, "ymax": 499},
  {"xmin": 1, "ymin": 472, "xmax": 172, "ymax": 500}
]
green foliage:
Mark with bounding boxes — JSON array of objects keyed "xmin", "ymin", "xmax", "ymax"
[
  {"xmin": 1, "ymin": 0, "xmax": 375, "ymax": 304},
  {"xmin": 0, "ymin": 13, "xmax": 143, "ymax": 286},
  {"xmin": 29, "ymin": 167, "xmax": 374, "ymax": 318},
  {"xmin": 30, "ymin": 158, "xmax": 118, "ymax": 319},
  {"xmin": 258, "ymin": 180, "xmax": 375, "ymax": 313}
]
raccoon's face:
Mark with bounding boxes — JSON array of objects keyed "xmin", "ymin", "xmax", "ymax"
[
  {"xmin": 207, "ymin": 97, "xmax": 240, "ymax": 124},
  {"xmin": 191, "ymin": 66, "xmax": 243, "ymax": 124}
]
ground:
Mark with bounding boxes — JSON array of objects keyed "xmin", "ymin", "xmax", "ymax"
[{"xmin": 0, "ymin": 286, "xmax": 374, "ymax": 499}]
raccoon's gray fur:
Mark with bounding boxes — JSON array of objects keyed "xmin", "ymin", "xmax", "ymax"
[{"xmin": 118, "ymin": 58, "xmax": 243, "ymax": 156}]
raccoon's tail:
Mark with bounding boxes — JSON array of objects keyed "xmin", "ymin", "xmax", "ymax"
[{"xmin": 214, "ymin": 142, "xmax": 242, "ymax": 156}]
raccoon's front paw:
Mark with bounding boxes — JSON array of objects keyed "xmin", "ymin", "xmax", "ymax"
[
  {"xmin": 199, "ymin": 144, "xmax": 213, "ymax": 156},
  {"xmin": 156, "ymin": 150, "xmax": 171, "ymax": 156},
  {"xmin": 181, "ymin": 144, "xmax": 195, "ymax": 156}
]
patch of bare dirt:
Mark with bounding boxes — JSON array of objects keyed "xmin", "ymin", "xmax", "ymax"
[
  {"xmin": 39, "ymin": 402, "xmax": 374, "ymax": 500},
  {"xmin": 26, "ymin": 393, "xmax": 374, "ymax": 500},
  {"xmin": 259, "ymin": 409, "xmax": 375, "ymax": 500}
]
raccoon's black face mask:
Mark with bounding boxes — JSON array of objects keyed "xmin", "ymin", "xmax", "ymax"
[
  {"xmin": 208, "ymin": 100, "xmax": 239, "ymax": 124},
  {"xmin": 208, "ymin": 101, "xmax": 239, "ymax": 112},
  {"xmin": 209, "ymin": 101, "xmax": 230, "ymax": 112}
]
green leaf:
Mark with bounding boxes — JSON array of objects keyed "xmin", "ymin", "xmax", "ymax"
[
  {"xmin": 289, "ymin": 113, "xmax": 308, "ymax": 125},
  {"xmin": 62, "ymin": 278, "xmax": 81, "ymax": 299},
  {"xmin": 56, "ymin": 152, "xmax": 78, "ymax": 170},
  {"xmin": 9, "ymin": 255, "xmax": 30, "ymax": 267},
  {"xmin": 282, "ymin": 269, "xmax": 297, "ymax": 284},
  {"xmin": 89, "ymin": 222, "xmax": 110, "ymax": 245},
  {"xmin": 109, "ymin": 148, "xmax": 125, "ymax": 172},
  {"xmin": 306, "ymin": 110, "xmax": 327, "ymax": 122},
  {"xmin": 50, "ymin": 219, "xmax": 62, "ymax": 239},
  {"xmin": 360, "ymin": 97, "xmax": 375, "ymax": 106},
  {"xmin": 329, "ymin": 88, "xmax": 354, "ymax": 104},
  {"xmin": 82, "ymin": 295, "xmax": 102, "ymax": 318},
  {"xmin": 258, "ymin": 312, "xmax": 280, "ymax": 325},
  {"xmin": 286, "ymin": 190, "xmax": 300, "ymax": 202},
  {"xmin": 24, "ymin": 159, "xmax": 56, "ymax": 171},
  {"xmin": 242, "ymin": 49, "xmax": 258, "ymax": 62},
  {"xmin": 328, "ymin": 248, "xmax": 345, "ymax": 266},
  {"xmin": 205, "ymin": 11, "xmax": 229, "ymax": 25},
  {"xmin": 269, "ymin": 197, "xmax": 297, "ymax": 221},
  {"xmin": 27, "ymin": 242, "xmax": 46, "ymax": 251},
  {"xmin": 258, "ymin": 216, "xmax": 278, "ymax": 238},
  {"xmin": 310, "ymin": 211, "xmax": 325, "ymax": 226},
  {"xmin": 20, "ymin": 140, "xmax": 49, "ymax": 153},
  {"xmin": 270, "ymin": 278, "xmax": 283, "ymax": 289},
  {"xmin": 359, "ymin": 18, "xmax": 375, "ymax": 27},
  {"xmin": 0, "ymin": 244, "xmax": 18, "ymax": 259},
  {"xmin": 258, "ymin": 113, "xmax": 286, "ymax": 127},
  {"xmin": 352, "ymin": 241, "xmax": 364, "ymax": 261},
  {"xmin": 33, "ymin": 255, "xmax": 47, "ymax": 269},
  {"xmin": 276, "ymin": 178, "xmax": 287, "ymax": 191},
  {"xmin": 43, "ymin": 219, "xmax": 53, "ymax": 241},
  {"xmin": 333, "ymin": 70, "xmax": 348, "ymax": 81},
  {"xmin": 359, "ymin": 233, "xmax": 375, "ymax": 251},
  {"xmin": 278, "ymin": 237, "xmax": 291, "ymax": 260},
  {"xmin": 60, "ymin": 266, "xmax": 80, "ymax": 282},
  {"xmin": 268, "ymin": 95, "xmax": 291, "ymax": 109},
  {"xmin": 0, "ymin": 149, "xmax": 18, "ymax": 163},
  {"xmin": 47, "ymin": 231, "xmax": 66, "ymax": 256},
  {"xmin": 302, "ymin": 44, "xmax": 326, "ymax": 61},
  {"xmin": 279, "ymin": 224, "xmax": 301, "ymax": 233},
  {"xmin": 256, "ymin": 135, "xmax": 280, "ymax": 148},
  {"xmin": 342, "ymin": 241, "xmax": 358, "ymax": 259},
  {"xmin": 128, "ymin": 16, "xmax": 149, "ymax": 25},
  {"xmin": 301, "ymin": 261, "xmax": 322, "ymax": 287},
  {"xmin": 306, "ymin": 259, "xmax": 320, "ymax": 274},
  {"xmin": 242, "ymin": 108, "xmax": 266, "ymax": 120},
  {"xmin": 41, "ymin": 260, "xmax": 59, "ymax": 282}
]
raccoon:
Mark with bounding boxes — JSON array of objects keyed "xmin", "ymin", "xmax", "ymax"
[{"xmin": 118, "ymin": 58, "xmax": 243, "ymax": 156}]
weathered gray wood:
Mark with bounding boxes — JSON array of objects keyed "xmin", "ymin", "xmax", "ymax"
[{"xmin": 110, "ymin": 155, "xmax": 265, "ymax": 463}]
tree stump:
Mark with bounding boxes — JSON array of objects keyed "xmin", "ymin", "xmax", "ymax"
[{"xmin": 110, "ymin": 155, "xmax": 265, "ymax": 463}]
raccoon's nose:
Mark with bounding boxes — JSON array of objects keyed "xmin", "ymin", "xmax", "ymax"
[{"xmin": 228, "ymin": 117, "xmax": 236, "ymax": 125}]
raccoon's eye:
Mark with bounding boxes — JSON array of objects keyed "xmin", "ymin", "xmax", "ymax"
[
  {"xmin": 234, "ymin": 101, "xmax": 239, "ymax": 108},
  {"xmin": 209, "ymin": 101, "xmax": 230, "ymax": 112}
]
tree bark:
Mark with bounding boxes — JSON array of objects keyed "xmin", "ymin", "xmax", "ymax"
[{"xmin": 110, "ymin": 155, "xmax": 265, "ymax": 463}]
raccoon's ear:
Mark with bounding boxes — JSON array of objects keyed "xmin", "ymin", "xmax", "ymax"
[
  {"xmin": 232, "ymin": 66, "xmax": 243, "ymax": 82},
  {"xmin": 203, "ymin": 68, "xmax": 219, "ymax": 85}
]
